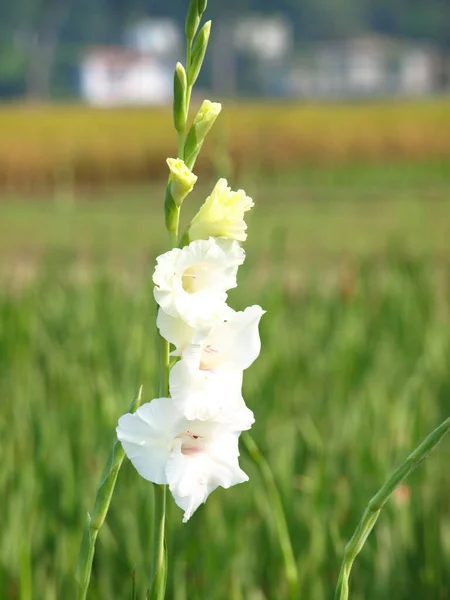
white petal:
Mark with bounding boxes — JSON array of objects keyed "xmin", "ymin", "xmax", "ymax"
[
  {"xmin": 153, "ymin": 238, "xmax": 245, "ymax": 328},
  {"xmin": 156, "ymin": 309, "xmax": 195, "ymax": 356},
  {"xmin": 201, "ymin": 305, "xmax": 266, "ymax": 371},
  {"xmin": 169, "ymin": 357, "xmax": 253, "ymax": 428},
  {"xmin": 116, "ymin": 398, "xmax": 183, "ymax": 484},
  {"xmin": 166, "ymin": 428, "xmax": 249, "ymax": 522}
]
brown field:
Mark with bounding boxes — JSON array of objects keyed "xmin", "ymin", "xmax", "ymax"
[{"xmin": 0, "ymin": 99, "xmax": 449, "ymax": 192}]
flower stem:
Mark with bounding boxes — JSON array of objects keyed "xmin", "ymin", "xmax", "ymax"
[
  {"xmin": 177, "ymin": 134, "xmax": 185, "ymax": 163},
  {"xmin": 334, "ymin": 415, "xmax": 450, "ymax": 600},
  {"xmin": 75, "ymin": 387, "xmax": 143, "ymax": 600},
  {"xmin": 159, "ymin": 333, "xmax": 171, "ymax": 398},
  {"xmin": 242, "ymin": 433, "xmax": 299, "ymax": 598},
  {"xmin": 148, "ymin": 484, "xmax": 168, "ymax": 600},
  {"xmin": 151, "ymin": 125, "xmax": 185, "ymax": 598},
  {"xmin": 151, "ymin": 31, "xmax": 195, "ymax": 596},
  {"xmin": 185, "ymin": 42, "xmax": 193, "ymax": 116}
]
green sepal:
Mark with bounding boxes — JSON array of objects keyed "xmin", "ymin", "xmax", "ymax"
[
  {"xmin": 187, "ymin": 21, "xmax": 211, "ymax": 86},
  {"xmin": 185, "ymin": 0, "xmax": 200, "ymax": 42},
  {"xmin": 164, "ymin": 183, "xmax": 180, "ymax": 237},
  {"xmin": 183, "ymin": 99, "xmax": 222, "ymax": 170},
  {"xmin": 197, "ymin": 0, "xmax": 207, "ymax": 14}
]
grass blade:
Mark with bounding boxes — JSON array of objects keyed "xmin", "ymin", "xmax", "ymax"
[{"xmin": 75, "ymin": 386, "xmax": 143, "ymax": 600}]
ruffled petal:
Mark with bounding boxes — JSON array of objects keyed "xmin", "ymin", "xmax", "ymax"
[
  {"xmin": 153, "ymin": 238, "xmax": 245, "ymax": 328},
  {"xmin": 166, "ymin": 428, "xmax": 248, "ymax": 522},
  {"xmin": 116, "ymin": 398, "xmax": 183, "ymax": 485},
  {"xmin": 157, "ymin": 309, "xmax": 195, "ymax": 356},
  {"xmin": 169, "ymin": 357, "xmax": 253, "ymax": 428},
  {"xmin": 201, "ymin": 305, "xmax": 265, "ymax": 371},
  {"xmin": 188, "ymin": 179, "xmax": 254, "ymax": 243}
]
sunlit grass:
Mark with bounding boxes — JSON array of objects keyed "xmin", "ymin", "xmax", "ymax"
[
  {"xmin": 1, "ymin": 162, "xmax": 450, "ymax": 271},
  {"xmin": 1, "ymin": 162, "xmax": 450, "ymax": 599},
  {"xmin": 0, "ymin": 99, "xmax": 449, "ymax": 189},
  {"xmin": 1, "ymin": 252, "xmax": 450, "ymax": 599}
]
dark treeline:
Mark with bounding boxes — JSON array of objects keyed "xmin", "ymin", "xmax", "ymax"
[{"xmin": 0, "ymin": 0, "xmax": 449, "ymax": 98}]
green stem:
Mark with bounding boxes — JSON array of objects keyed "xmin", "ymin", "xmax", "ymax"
[
  {"xmin": 149, "ymin": 325, "xmax": 170, "ymax": 597},
  {"xmin": 159, "ymin": 335, "xmax": 170, "ymax": 398},
  {"xmin": 149, "ymin": 485, "xmax": 168, "ymax": 600},
  {"xmin": 151, "ymin": 130, "xmax": 184, "ymax": 595},
  {"xmin": 242, "ymin": 433, "xmax": 299, "ymax": 599},
  {"xmin": 151, "ymin": 31, "xmax": 195, "ymax": 596},
  {"xmin": 334, "ymin": 415, "xmax": 450, "ymax": 600},
  {"xmin": 185, "ymin": 42, "xmax": 193, "ymax": 114},
  {"xmin": 177, "ymin": 134, "xmax": 185, "ymax": 162},
  {"xmin": 75, "ymin": 387, "xmax": 143, "ymax": 600},
  {"xmin": 169, "ymin": 131, "xmax": 183, "ymax": 248}
]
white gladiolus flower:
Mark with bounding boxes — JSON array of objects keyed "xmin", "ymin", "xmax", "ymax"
[
  {"xmin": 169, "ymin": 305, "xmax": 265, "ymax": 420},
  {"xmin": 157, "ymin": 308, "xmax": 196, "ymax": 356},
  {"xmin": 170, "ymin": 357, "xmax": 247, "ymax": 421},
  {"xmin": 156, "ymin": 303, "xmax": 234, "ymax": 357},
  {"xmin": 153, "ymin": 238, "xmax": 245, "ymax": 328},
  {"xmin": 187, "ymin": 178, "xmax": 254, "ymax": 242},
  {"xmin": 117, "ymin": 398, "xmax": 250, "ymax": 522}
]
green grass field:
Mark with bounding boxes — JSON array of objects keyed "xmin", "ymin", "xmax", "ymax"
[{"xmin": 1, "ymin": 162, "xmax": 450, "ymax": 599}]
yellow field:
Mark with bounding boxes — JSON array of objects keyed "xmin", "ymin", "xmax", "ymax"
[{"xmin": 1, "ymin": 99, "xmax": 449, "ymax": 191}]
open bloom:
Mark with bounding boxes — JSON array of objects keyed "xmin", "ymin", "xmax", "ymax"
[
  {"xmin": 156, "ymin": 301, "xmax": 234, "ymax": 357},
  {"xmin": 169, "ymin": 305, "xmax": 265, "ymax": 420},
  {"xmin": 153, "ymin": 237, "xmax": 245, "ymax": 328},
  {"xmin": 187, "ymin": 179, "xmax": 254, "ymax": 242},
  {"xmin": 117, "ymin": 398, "xmax": 250, "ymax": 522}
]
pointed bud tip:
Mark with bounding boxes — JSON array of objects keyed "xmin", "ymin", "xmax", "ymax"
[
  {"xmin": 198, "ymin": 0, "xmax": 208, "ymax": 14},
  {"xmin": 175, "ymin": 62, "xmax": 187, "ymax": 82},
  {"xmin": 166, "ymin": 158, "xmax": 198, "ymax": 207}
]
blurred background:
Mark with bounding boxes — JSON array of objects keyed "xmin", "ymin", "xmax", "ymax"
[{"xmin": 1, "ymin": 1, "xmax": 450, "ymax": 599}]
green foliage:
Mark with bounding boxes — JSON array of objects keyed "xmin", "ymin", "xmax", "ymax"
[
  {"xmin": 1, "ymin": 247, "xmax": 450, "ymax": 599},
  {"xmin": 1, "ymin": 166, "xmax": 450, "ymax": 598}
]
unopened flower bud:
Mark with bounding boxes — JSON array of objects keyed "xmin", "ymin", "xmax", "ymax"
[
  {"xmin": 197, "ymin": 0, "xmax": 207, "ymax": 14},
  {"xmin": 187, "ymin": 21, "xmax": 211, "ymax": 86},
  {"xmin": 185, "ymin": 0, "xmax": 201, "ymax": 42},
  {"xmin": 166, "ymin": 158, "xmax": 197, "ymax": 207},
  {"xmin": 184, "ymin": 99, "xmax": 222, "ymax": 169},
  {"xmin": 173, "ymin": 63, "xmax": 187, "ymax": 133}
]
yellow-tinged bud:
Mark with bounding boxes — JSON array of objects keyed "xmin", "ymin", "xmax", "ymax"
[
  {"xmin": 173, "ymin": 63, "xmax": 187, "ymax": 133},
  {"xmin": 184, "ymin": 99, "xmax": 222, "ymax": 169},
  {"xmin": 187, "ymin": 178, "xmax": 254, "ymax": 242},
  {"xmin": 166, "ymin": 158, "xmax": 198, "ymax": 207},
  {"xmin": 187, "ymin": 21, "xmax": 211, "ymax": 86},
  {"xmin": 192, "ymin": 99, "xmax": 222, "ymax": 140}
]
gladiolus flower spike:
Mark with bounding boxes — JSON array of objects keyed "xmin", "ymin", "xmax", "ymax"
[{"xmin": 116, "ymin": 0, "xmax": 265, "ymax": 527}]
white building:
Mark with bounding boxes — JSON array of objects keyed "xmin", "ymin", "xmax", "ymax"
[
  {"xmin": 234, "ymin": 16, "xmax": 293, "ymax": 62},
  {"xmin": 80, "ymin": 47, "xmax": 172, "ymax": 106},
  {"xmin": 289, "ymin": 36, "xmax": 438, "ymax": 98},
  {"xmin": 80, "ymin": 19, "xmax": 181, "ymax": 107},
  {"xmin": 125, "ymin": 19, "xmax": 181, "ymax": 57}
]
